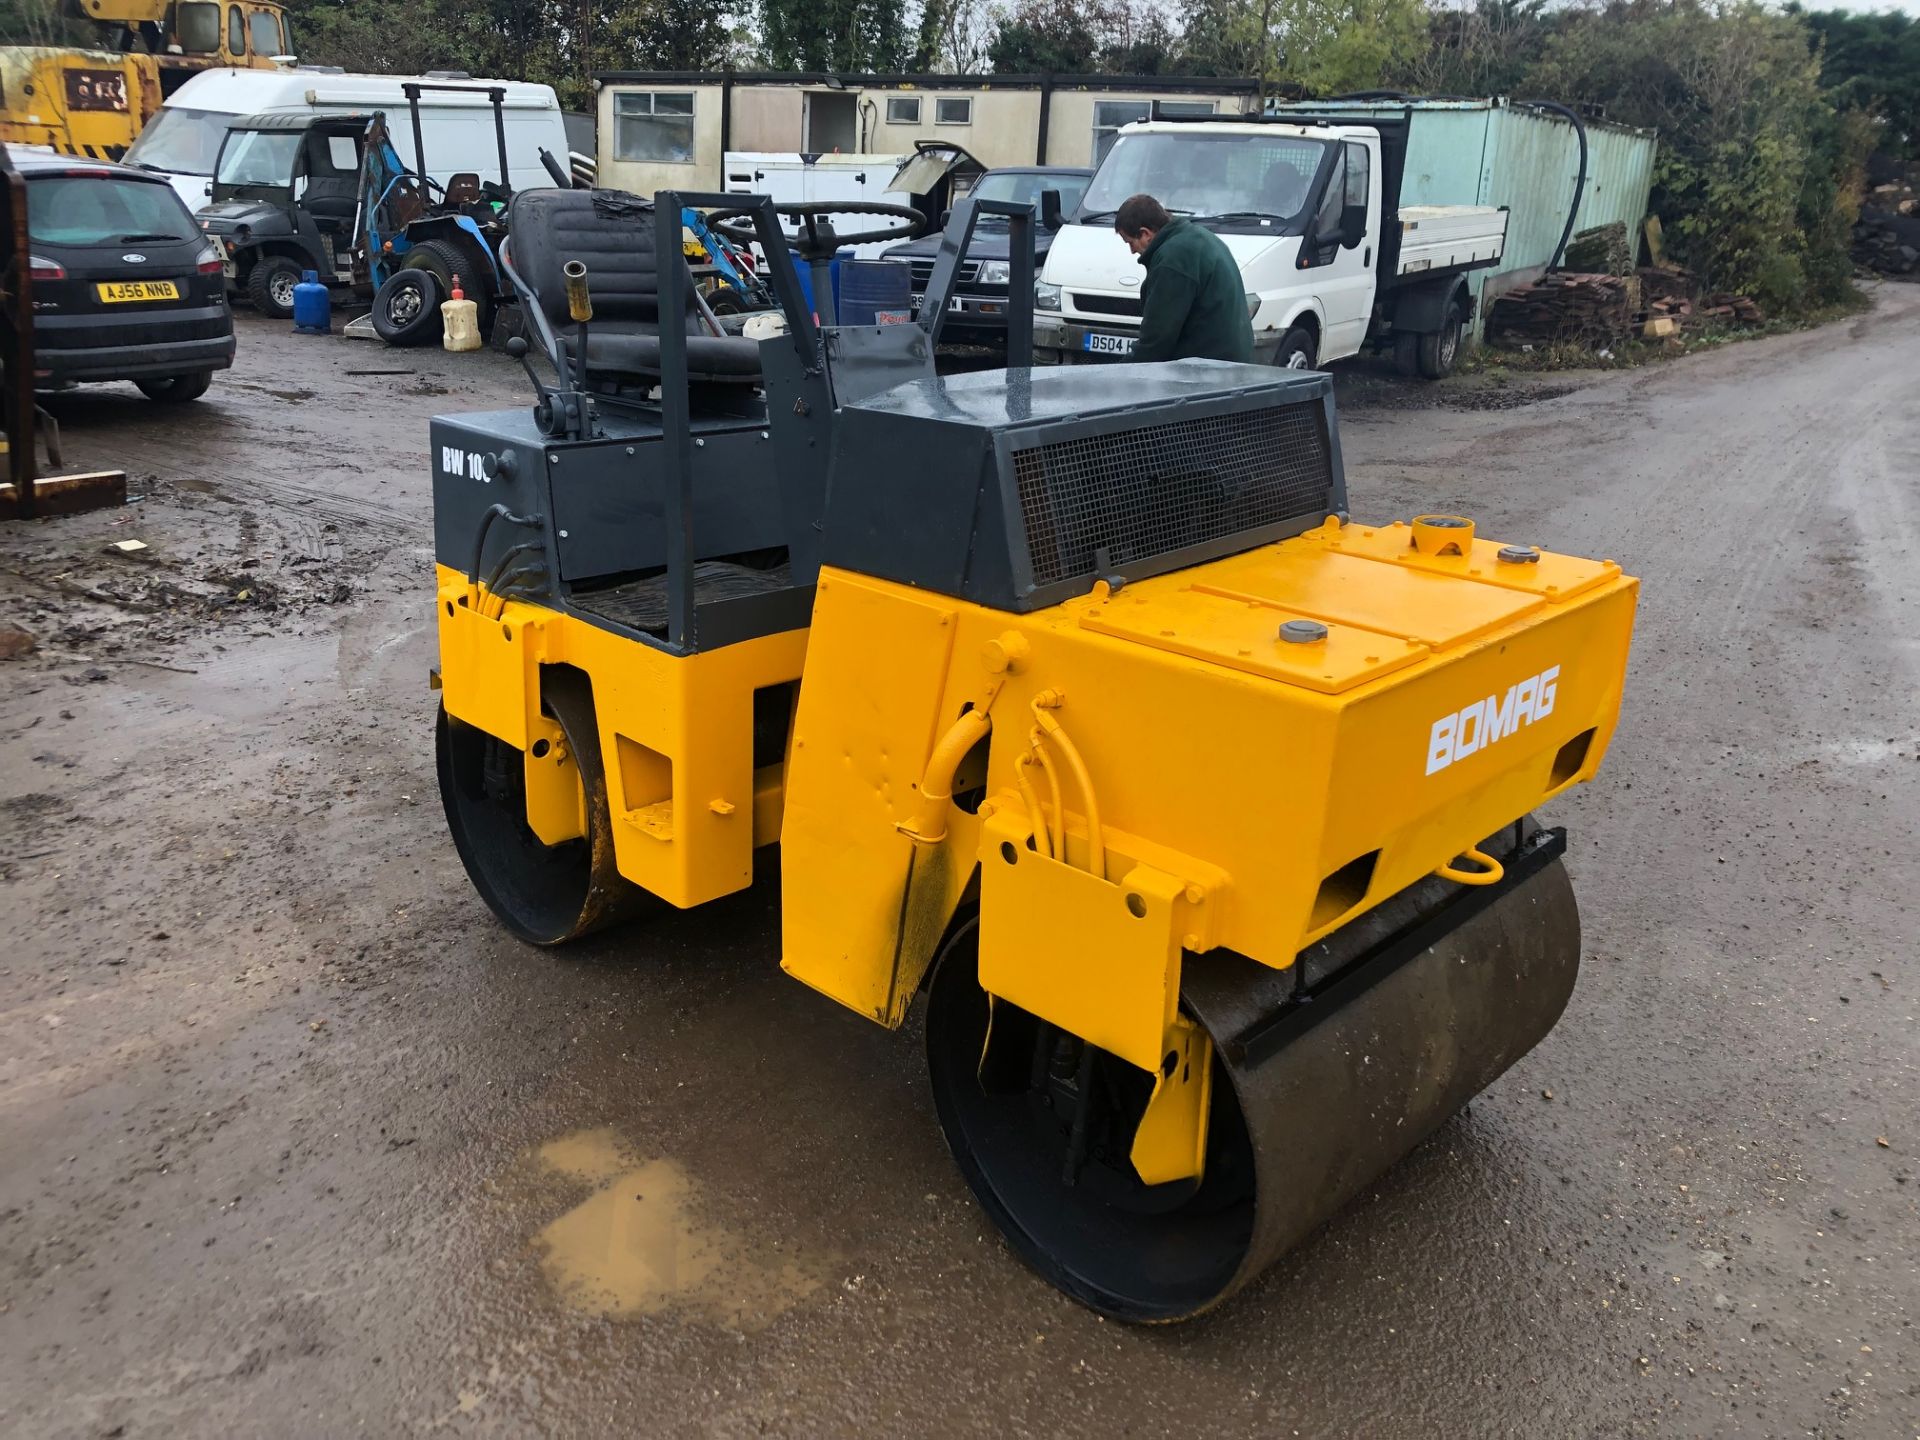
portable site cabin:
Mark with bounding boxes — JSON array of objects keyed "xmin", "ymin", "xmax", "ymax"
[
  {"xmin": 593, "ymin": 71, "xmax": 1260, "ymax": 200},
  {"xmin": 1269, "ymin": 96, "xmax": 1658, "ymax": 337}
]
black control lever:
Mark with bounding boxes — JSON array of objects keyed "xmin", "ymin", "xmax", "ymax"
[{"xmin": 504, "ymin": 335, "xmax": 558, "ymax": 425}]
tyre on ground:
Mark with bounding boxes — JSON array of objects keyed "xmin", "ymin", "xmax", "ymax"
[{"xmin": 371, "ymin": 268, "xmax": 444, "ymax": 347}]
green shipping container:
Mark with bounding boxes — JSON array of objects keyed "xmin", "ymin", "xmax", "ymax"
[{"xmin": 1269, "ymin": 98, "xmax": 1658, "ymax": 338}]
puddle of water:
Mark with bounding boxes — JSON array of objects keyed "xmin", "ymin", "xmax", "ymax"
[{"xmin": 529, "ymin": 1128, "xmax": 826, "ymax": 1329}]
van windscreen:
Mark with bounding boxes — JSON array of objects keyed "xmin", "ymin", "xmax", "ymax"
[
  {"xmin": 1080, "ymin": 132, "xmax": 1330, "ymax": 227},
  {"xmin": 124, "ymin": 106, "xmax": 238, "ymax": 178}
]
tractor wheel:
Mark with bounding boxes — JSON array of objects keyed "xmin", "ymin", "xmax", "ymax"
[
  {"xmin": 412, "ymin": 237, "xmax": 492, "ymax": 334},
  {"xmin": 371, "ymin": 268, "xmax": 443, "ymax": 346},
  {"xmin": 436, "ymin": 670, "xmax": 647, "ymax": 945},
  {"xmin": 246, "ymin": 254, "xmax": 303, "ymax": 319}
]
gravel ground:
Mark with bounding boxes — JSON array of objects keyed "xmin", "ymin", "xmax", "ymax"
[{"xmin": 1, "ymin": 295, "xmax": 1915, "ymax": 1437}]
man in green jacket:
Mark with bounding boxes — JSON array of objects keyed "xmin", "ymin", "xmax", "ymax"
[{"xmin": 1116, "ymin": 193, "xmax": 1254, "ymax": 365}]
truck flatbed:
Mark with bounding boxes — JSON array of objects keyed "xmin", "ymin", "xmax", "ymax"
[{"xmin": 1396, "ymin": 205, "xmax": 1509, "ymax": 277}]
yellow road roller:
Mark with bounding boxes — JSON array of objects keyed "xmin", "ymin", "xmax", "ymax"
[{"xmin": 428, "ymin": 187, "xmax": 1637, "ymax": 1320}]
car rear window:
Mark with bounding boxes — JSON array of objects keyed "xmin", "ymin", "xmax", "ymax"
[{"xmin": 28, "ymin": 175, "xmax": 199, "ymax": 246}]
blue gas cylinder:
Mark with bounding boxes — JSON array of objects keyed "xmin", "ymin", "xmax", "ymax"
[{"xmin": 292, "ymin": 270, "xmax": 330, "ymax": 334}]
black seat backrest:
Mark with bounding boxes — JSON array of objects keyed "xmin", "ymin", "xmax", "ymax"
[
  {"xmin": 302, "ymin": 175, "xmax": 358, "ymax": 222},
  {"xmin": 444, "ymin": 172, "xmax": 482, "ymax": 207},
  {"xmin": 508, "ymin": 187, "xmax": 678, "ymax": 332}
]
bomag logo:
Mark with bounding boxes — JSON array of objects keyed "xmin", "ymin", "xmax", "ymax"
[{"xmin": 1425, "ymin": 664, "xmax": 1560, "ymax": 775}]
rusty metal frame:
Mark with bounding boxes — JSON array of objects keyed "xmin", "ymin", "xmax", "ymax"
[{"xmin": 1, "ymin": 143, "xmax": 34, "ymax": 519}]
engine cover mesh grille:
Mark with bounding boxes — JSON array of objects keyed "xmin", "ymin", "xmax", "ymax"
[{"xmin": 1012, "ymin": 401, "xmax": 1334, "ymax": 587}]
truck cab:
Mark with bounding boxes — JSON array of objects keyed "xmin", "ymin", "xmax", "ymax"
[
  {"xmin": 0, "ymin": 2, "xmax": 291, "ymax": 161},
  {"xmin": 1034, "ymin": 118, "xmax": 1506, "ymax": 377}
]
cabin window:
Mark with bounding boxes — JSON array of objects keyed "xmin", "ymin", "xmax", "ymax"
[
  {"xmin": 886, "ymin": 96, "xmax": 921, "ymax": 125},
  {"xmin": 174, "ymin": 2, "xmax": 220, "ymax": 53},
  {"xmin": 1092, "ymin": 100, "xmax": 1149, "ymax": 162},
  {"xmin": 249, "ymin": 10, "xmax": 283, "ymax": 57},
  {"xmin": 613, "ymin": 90, "xmax": 696, "ymax": 165},
  {"xmin": 935, "ymin": 97, "xmax": 972, "ymax": 126},
  {"xmin": 227, "ymin": 4, "xmax": 246, "ymax": 55}
]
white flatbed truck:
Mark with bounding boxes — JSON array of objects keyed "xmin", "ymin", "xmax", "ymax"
[{"xmin": 1033, "ymin": 112, "xmax": 1509, "ymax": 377}]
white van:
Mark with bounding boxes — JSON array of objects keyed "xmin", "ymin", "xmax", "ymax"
[
  {"xmin": 122, "ymin": 67, "xmax": 568, "ymax": 212},
  {"xmin": 1035, "ymin": 118, "xmax": 1507, "ymax": 377}
]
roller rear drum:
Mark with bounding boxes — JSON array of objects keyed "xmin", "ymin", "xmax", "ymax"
[
  {"xmin": 436, "ymin": 671, "xmax": 643, "ymax": 946},
  {"xmin": 926, "ymin": 826, "xmax": 1582, "ymax": 1321}
]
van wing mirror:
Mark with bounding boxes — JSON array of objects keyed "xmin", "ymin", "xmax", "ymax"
[
  {"xmin": 1339, "ymin": 202, "xmax": 1367, "ymax": 250},
  {"xmin": 1040, "ymin": 187, "xmax": 1064, "ymax": 232}
]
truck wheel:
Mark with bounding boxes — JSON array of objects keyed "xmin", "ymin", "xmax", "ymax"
[
  {"xmin": 1393, "ymin": 331, "xmax": 1422, "ymax": 378},
  {"xmin": 1418, "ymin": 309, "xmax": 1465, "ymax": 379},
  {"xmin": 412, "ymin": 238, "xmax": 492, "ymax": 334},
  {"xmin": 134, "ymin": 372, "xmax": 213, "ymax": 403},
  {"xmin": 1274, "ymin": 326, "xmax": 1316, "ymax": 370},
  {"xmin": 246, "ymin": 255, "xmax": 303, "ymax": 319}
]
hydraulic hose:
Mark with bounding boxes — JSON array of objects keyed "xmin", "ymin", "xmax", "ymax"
[
  {"xmin": 1519, "ymin": 100, "xmax": 1589, "ymax": 273},
  {"xmin": 1013, "ymin": 752, "xmax": 1052, "ymax": 860},
  {"xmin": 1030, "ymin": 729, "xmax": 1065, "ymax": 863},
  {"xmin": 1030, "ymin": 692, "xmax": 1104, "ymax": 881},
  {"xmin": 467, "ymin": 503, "xmax": 542, "ymax": 587}
]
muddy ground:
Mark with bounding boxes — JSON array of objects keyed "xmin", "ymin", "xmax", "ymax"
[{"xmin": 1, "ymin": 294, "xmax": 1916, "ymax": 1437}]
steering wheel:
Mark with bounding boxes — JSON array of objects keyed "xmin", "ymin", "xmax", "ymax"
[{"xmin": 704, "ymin": 201, "xmax": 929, "ymax": 260}]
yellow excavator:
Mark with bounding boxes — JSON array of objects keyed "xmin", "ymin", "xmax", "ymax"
[
  {"xmin": 1, "ymin": 0, "xmax": 291, "ymax": 159},
  {"xmin": 427, "ymin": 186, "xmax": 1639, "ymax": 1319}
]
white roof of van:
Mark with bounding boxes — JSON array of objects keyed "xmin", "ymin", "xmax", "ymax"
[{"xmin": 161, "ymin": 67, "xmax": 560, "ymax": 115}]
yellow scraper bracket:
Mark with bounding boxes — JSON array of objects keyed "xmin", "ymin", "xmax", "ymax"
[
  {"xmin": 976, "ymin": 804, "xmax": 1215, "ymax": 1183},
  {"xmin": 522, "ymin": 714, "xmax": 586, "ymax": 847},
  {"xmin": 1131, "ymin": 1015, "xmax": 1214, "ymax": 1186}
]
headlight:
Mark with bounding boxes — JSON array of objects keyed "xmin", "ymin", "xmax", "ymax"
[
  {"xmin": 1035, "ymin": 281, "xmax": 1062, "ymax": 311},
  {"xmin": 1245, "ymin": 292, "xmax": 1261, "ymax": 320},
  {"xmin": 974, "ymin": 260, "xmax": 1010, "ymax": 286}
]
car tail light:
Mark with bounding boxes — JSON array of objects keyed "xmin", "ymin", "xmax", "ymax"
[
  {"xmin": 28, "ymin": 254, "xmax": 65, "ymax": 281},
  {"xmin": 197, "ymin": 247, "xmax": 224, "ymax": 274}
]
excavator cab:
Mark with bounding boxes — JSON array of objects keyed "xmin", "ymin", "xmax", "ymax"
[{"xmin": 426, "ymin": 189, "xmax": 1638, "ymax": 1319}]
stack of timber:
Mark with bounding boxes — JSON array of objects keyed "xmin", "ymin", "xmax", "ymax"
[
  {"xmin": 1485, "ymin": 272, "xmax": 1641, "ymax": 346},
  {"xmin": 1698, "ymin": 293, "xmax": 1764, "ymax": 324},
  {"xmin": 1562, "ymin": 221, "xmax": 1634, "ymax": 276}
]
